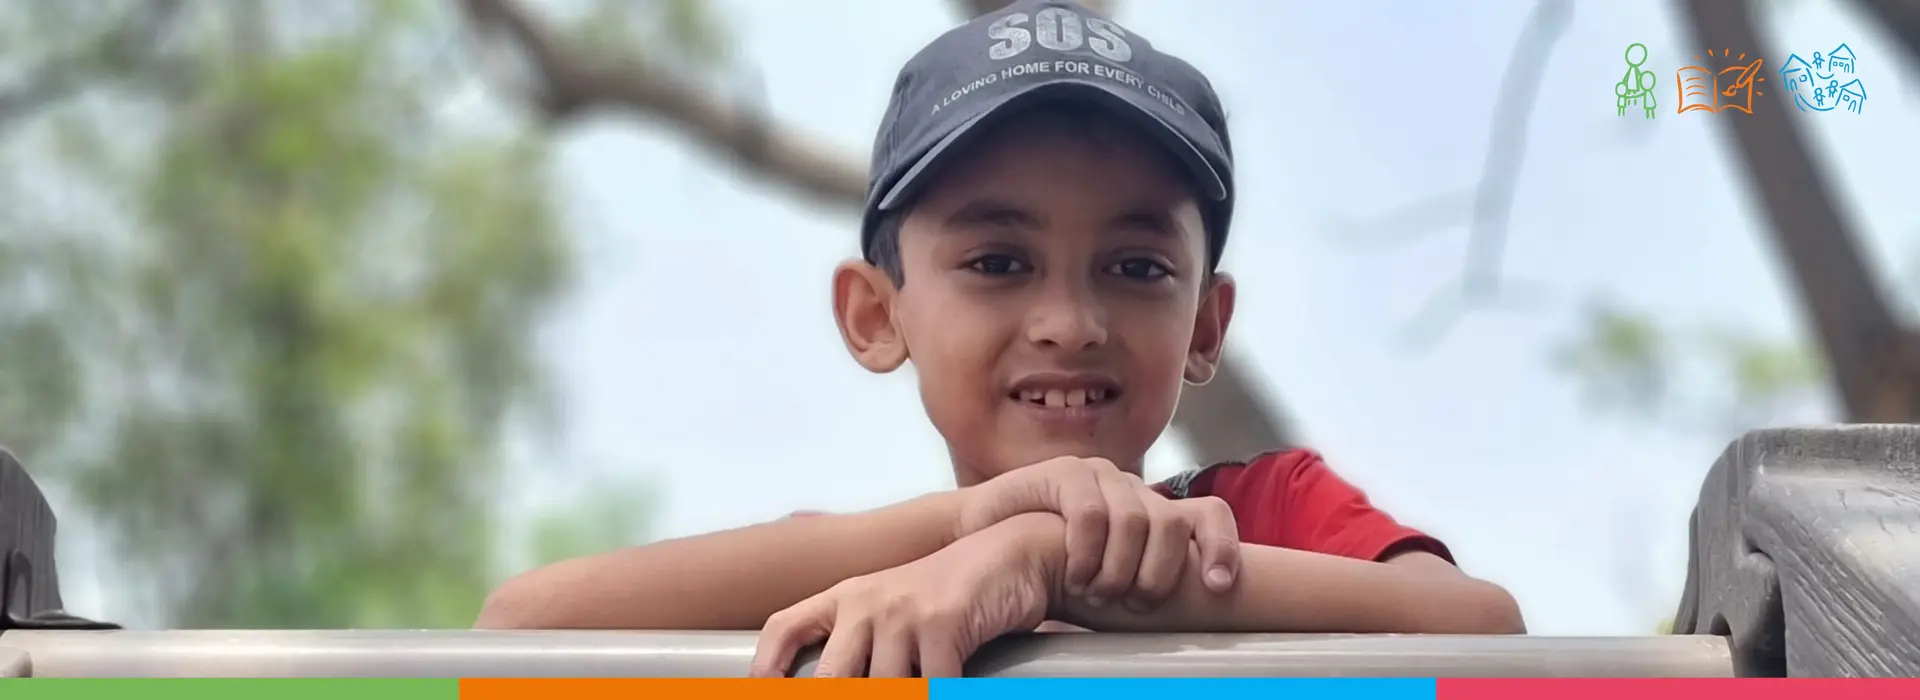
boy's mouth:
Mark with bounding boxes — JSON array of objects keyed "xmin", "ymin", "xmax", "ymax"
[{"xmin": 1007, "ymin": 375, "xmax": 1123, "ymax": 409}]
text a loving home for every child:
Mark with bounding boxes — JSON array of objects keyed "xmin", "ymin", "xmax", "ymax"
[{"xmin": 928, "ymin": 60, "xmax": 1190, "ymax": 117}]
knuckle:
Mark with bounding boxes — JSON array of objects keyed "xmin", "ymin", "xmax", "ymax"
[
  {"xmin": 923, "ymin": 606, "xmax": 963, "ymax": 630},
  {"xmin": 1161, "ymin": 514, "xmax": 1195, "ymax": 539},
  {"xmin": 878, "ymin": 591, "xmax": 916, "ymax": 616},
  {"xmin": 1207, "ymin": 534, "xmax": 1242, "ymax": 555},
  {"xmin": 1197, "ymin": 495, "xmax": 1235, "ymax": 519},
  {"xmin": 833, "ymin": 575, "xmax": 870, "ymax": 593},
  {"xmin": 759, "ymin": 614, "xmax": 793, "ymax": 634},
  {"xmin": 1088, "ymin": 572, "xmax": 1129, "ymax": 596},
  {"xmin": 1074, "ymin": 501, "xmax": 1110, "ymax": 521},
  {"xmin": 1040, "ymin": 456, "xmax": 1077, "ymax": 473},
  {"xmin": 1116, "ymin": 507, "xmax": 1151, "ymax": 534},
  {"xmin": 763, "ymin": 603, "xmax": 811, "ymax": 630},
  {"xmin": 1134, "ymin": 572, "xmax": 1175, "ymax": 600}
]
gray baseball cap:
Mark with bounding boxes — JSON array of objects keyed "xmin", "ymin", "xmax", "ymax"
[{"xmin": 860, "ymin": 0, "xmax": 1236, "ymax": 267}]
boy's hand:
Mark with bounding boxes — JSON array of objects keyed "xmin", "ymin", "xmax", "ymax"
[
  {"xmin": 956, "ymin": 456, "xmax": 1241, "ymax": 610},
  {"xmin": 750, "ymin": 514, "xmax": 1063, "ymax": 678}
]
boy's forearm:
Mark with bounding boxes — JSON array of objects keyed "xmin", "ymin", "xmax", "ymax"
[
  {"xmin": 1017, "ymin": 516, "xmax": 1524, "ymax": 634},
  {"xmin": 475, "ymin": 490, "xmax": 965, "ymax": 630}
]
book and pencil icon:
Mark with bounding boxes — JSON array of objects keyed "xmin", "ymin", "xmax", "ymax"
[{"xmin": 1677, "ymin": 49, "xmax": 1765, "ymax": 114}]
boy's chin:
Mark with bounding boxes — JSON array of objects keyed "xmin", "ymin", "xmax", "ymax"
[{"xmin": 989, "ymin": 440, "xmax": 1147, "ymax": 477}]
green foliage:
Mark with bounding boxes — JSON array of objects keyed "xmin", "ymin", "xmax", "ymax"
[
  {"xmin": 1552, "ymin": 304, "xmax": 1669, "ymax": 415},
  {"xmin": 0, "ymin": 3, "xmax": 645, "ymax": 628},
  {"xmin": 1554, "ymin": 301, "xmax": 1824, "ymax": 436},
  {"xmin": 568, "ymin": 0, "xmax": 735, "ymax": 75}
]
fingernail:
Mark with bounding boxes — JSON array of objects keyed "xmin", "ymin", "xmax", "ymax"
[
  {"xmin": 1205, "ymin": 566, "xmax": 1233, "ymax": 590},
  {"xmin": 1066, "ymin": 584, "xmax": 1085, "ymax": 596},
  {"xmin": 1086, "ymin": 595, "xmax": 1107, "ymax": 608},
  {"xmin": 1125, "ymin": 598, "xmax": 1149, "ymax": 612}
]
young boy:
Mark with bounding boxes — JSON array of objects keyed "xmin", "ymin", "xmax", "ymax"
[{"xmin": 476, "ymin": 0, "xmax": 1524, "ymax": 677}]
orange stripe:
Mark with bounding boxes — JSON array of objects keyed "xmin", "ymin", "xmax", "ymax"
[{"xmin": 459, "ymin": 678, "xmax": 927, "ymax": 700}]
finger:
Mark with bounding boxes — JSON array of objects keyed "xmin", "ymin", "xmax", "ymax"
[
  {"xmin": 1056, "ymin": 465, "xmax": 1109, "ymax": 596},
  {"xmin": 751, "ymin": 602, "xmax": 833, "ymax": 678},
  {"xmin": 916, "ymin": 633, "xmax": 966, "ymax": 678},
  {"xmin": 813, "ymin": 616, "xmax": 874, "ymax": 678},
  {"xmin": 1086, "ymin": 470, "xmax": 1149, "ymax": 604},
  {"xmin": 1188, "ymin": 497, "xmax": 1243, "ymax": 592},
  {"xmin": 1128, "ymin": 499, "xmax": 1194, "ymax": 610},
  {"xmin": 868, "ymin": 624, "xmax": 916, "ymax": 678}
]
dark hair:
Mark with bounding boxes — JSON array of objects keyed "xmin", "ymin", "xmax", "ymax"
[
  {"xmin": 862, "ymin": 101, "xmax": 1221, "ymax": 288},
  {"xmin": 866, "ymin": 210, "xmax": 909, "ymax": 286}
]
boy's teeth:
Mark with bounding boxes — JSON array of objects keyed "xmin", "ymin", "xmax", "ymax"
[{"xmin": 1019, "ymin": 386, "xmax": 1116, "ymax": 407}]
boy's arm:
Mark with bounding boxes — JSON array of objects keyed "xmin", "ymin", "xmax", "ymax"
[
  {"xmin": 1027, "ymin": 516, "xmax": 1525, "ymax": 635},
  {"xmin": 474, "ymin": 491, "xmax": 964, "ymax": 630},
  {"xmin": 478, "ymin": 457, "xmax": 1241, "ymax": 631}
]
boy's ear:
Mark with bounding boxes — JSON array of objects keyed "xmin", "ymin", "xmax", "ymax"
[
  {"xmin": 832, "ymin": 260, "xmax": 909, "ymax": 373},
  {"xmin": 1185, "ymin": 272, "xmax": 1236, "ymax": 385}
]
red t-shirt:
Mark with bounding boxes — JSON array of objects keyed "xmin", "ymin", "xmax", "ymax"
[{"xmin": 1151, "ymin": 449, "xmax": 1453, "ymax": 564}]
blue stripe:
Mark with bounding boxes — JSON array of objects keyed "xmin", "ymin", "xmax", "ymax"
[{"xmin": 930, "ymin": 678, "xmax": 1437, "ymax": 700}]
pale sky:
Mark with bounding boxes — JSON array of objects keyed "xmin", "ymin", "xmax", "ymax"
[{"xmin": 58, "ymin": 0, "xmax": 1920, "ymax": 635}]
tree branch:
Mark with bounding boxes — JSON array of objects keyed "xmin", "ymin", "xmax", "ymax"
[
  {"xmin": 1328, "ymin": 0, "xmax": 1573, "ymax": 350},
  {"xmin": 0, "ymin": 0, "xmax": 186, "ymax": 128},
  {"xmin": 1850, "ymin": 0, "xmax": 1920, "ymax": 71},
  {"xmin": 955, "ymin": 0, "xmax": 1116, "ymax": 18},
  {"xmin": 457, "ymin": 0, "xmax": 1295, "ymax": 465},
  {"xmin": 457, "ymin": 0, "xmax": 865, "ymax": 211},
  {"xmin": 1680, "ymin": 0, "xmax": 1913, "ymax": 421}
]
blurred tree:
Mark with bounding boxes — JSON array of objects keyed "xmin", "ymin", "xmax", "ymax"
[
  {"xmin": 454, "ymin": 0, "xmax": 1296, "ymax": 467},
  {"xmin": 1555, "ymin": 0, "xmax": 1907, "ymax": 631},
  {"xmin": 1560, "ymin": 0, "xmax": 1916, "ymax": 435},
  {"xmin": 1555, "ymin": 303, "xmax": 1825, "ymax": 436},
  {"xmin": 0, "ymin": 0, "xmax": 632, "ymax": 628}
]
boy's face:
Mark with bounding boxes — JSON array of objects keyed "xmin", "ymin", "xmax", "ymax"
[{"xmin": 834, "ymin": 108, "xmax": 1236, "ymax": 484}]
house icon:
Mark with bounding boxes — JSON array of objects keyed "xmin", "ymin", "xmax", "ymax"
[
  {"xmin": 1829, "ymin": 44, "xmax": 1856, "ymax": 73},
  {"xmin": 1779, "ymin": 54, "xmax": 1821, "ymax": 111},
  {"xmin": 1837, "ymin": 79, "xmax": 1866, "ymax": 113},
  {"xmin": 1780, "ymin": 54, "xmax": 1815, "ymax": 81}
]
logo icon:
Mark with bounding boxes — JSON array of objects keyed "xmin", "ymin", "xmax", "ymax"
[
  {"xmin": 1615, "ymin": 43, "xmax": 1658, "ymax": 118},
  {"xmin": 1780, "ymin": 43, "xmax": 1866, "ymax": 114},
  {"xmin": 1677, "ymin": 49, "xmax": 1765, "ymax": 115}
]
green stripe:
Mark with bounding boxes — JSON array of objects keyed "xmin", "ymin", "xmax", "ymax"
[{"xmin": 0, "ymin": 679, "xmax": 459, "ymax": 700}]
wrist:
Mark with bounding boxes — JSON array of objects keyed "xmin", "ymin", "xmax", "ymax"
[
  {"xmin": 933, "ymin": 487, "xmax": 978, "ymax": 548},
  {"xmin": 993, "ymin": 512, "xmax": 1069, "ymax": 598},
  {"xmin": 949, "ymin": 479, "xmax": 1006, "ymax": 544}
]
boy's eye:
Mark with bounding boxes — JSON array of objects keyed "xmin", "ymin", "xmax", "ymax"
[
  {"xmin": 966, "ymin": 254, "xmax": 1031, "ymax": 276},
  {"xmin": 1108, "ymin": 258, "xmax": 1173, "ymax": 280}
]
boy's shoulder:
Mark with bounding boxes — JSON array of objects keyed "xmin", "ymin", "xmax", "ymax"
[
  {"xmin": 1150, "ymin": 447, "xmax": 1323, "ymax": 502},
  {"xmin": 1153, "ymin": 448, "xmax": 1454, "ymax": 563}
]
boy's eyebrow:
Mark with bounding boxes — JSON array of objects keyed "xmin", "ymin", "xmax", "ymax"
[
  {"xmin": 945, "ymin": 199, "xmax": 1188, "ymax": 240},
  {"xmin": 944, "ymin": 198, "xmax": 1044, "ymax": 229},
  {"xmin": 1107, "ymin": 208, "xmax": 1183, "ymax": 238}
]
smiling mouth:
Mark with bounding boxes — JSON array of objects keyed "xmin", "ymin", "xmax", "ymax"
[{"xmin": 1010, "ymin": 387, "xmax": 1122, "ymax": 409}]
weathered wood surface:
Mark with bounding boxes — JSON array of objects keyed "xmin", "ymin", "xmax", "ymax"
[
  {"xmin": 7, "ymin": 428, "xmax": 1920, "ymax": 677},
  {"xmin": 3, "ymin": 629, "xmax": 1734, "ymax": 678},
  {"xmin": 0, "ymin": 645, "xmax": 27, "ymax": 677},
  {"xmin": 1673, "ymin": 425, "xmax": 1920, "ymax": 677},
  {"xmin": 1, "ymin": 446, "xmax": 67, "ymax": 626}
]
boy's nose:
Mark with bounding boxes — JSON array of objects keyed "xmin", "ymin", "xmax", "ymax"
[{"xmin": 1025, "ymin": 294, "xmax": 1109, "ymax": 352}]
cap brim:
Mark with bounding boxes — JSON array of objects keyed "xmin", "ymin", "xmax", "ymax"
[{"xmin": 875, "ymin": 78, "xmax": 1228, "ymax": 212}]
